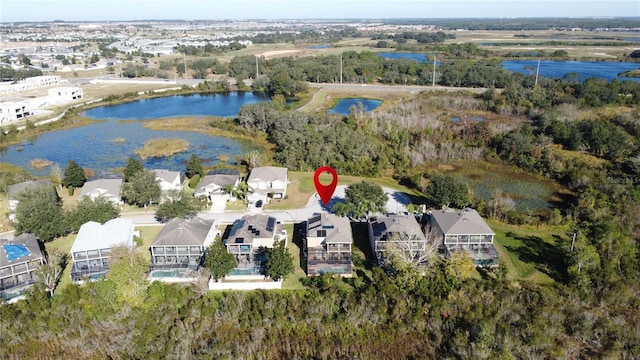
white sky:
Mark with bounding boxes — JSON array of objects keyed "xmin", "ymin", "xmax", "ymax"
[{"xmin": 0, "ymin": 0, "xmax": 638, "ymax": 22}]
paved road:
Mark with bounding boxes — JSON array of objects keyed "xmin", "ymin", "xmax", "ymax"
[{"xmin": 123, "ymin": 186, "xmax": 411, "ymax": 226}]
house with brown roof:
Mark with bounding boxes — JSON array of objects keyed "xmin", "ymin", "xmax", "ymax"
[{"xmin": 304, "ymin": 213, "xmax": 353, "ymax": 277}]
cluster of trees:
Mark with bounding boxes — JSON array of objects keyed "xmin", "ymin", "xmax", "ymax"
[
  {"xmin": 13, "ymin": 183, "xmax": 118, "ymax": 242},
  {"xmin": 1, "ymin": 257, "xmax": 637, "ymax": 358},
  {"xmin": 372, "ymin": 31, "xmax": 455, "ymax": 44},
  {"xmin": 0, "ymin": 65, "xmax": 43, "ymax": 82},
  {"xmin": 237, "ymin": 102, "xmax": 386, "ymax": 176}
]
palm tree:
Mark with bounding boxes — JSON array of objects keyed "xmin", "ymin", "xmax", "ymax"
[{"xmin": 232, "ymin": 182, "xmax": 249, "ymax": 203}]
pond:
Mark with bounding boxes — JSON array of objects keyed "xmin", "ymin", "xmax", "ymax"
[
  {"xmin": 327, "ymin": 98, "xmax": 382, "ymax": 115},
  {"xmin": 376, "ymin": 52, "xmax": 435, "ymax": 63},
  {"xmin": 375, "ymin": 52, "xmax": 640, "ymax": 82},
  {"xmin": 2, "ymin": 92, "xmax": 271, "ymax": 176},
  {"xmin": 501, "ymin": 59, "xmax": 640, "ymax": 82}
]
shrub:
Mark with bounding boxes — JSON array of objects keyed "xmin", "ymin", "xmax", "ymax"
[{"xmin": 189, "ymin": 174, "xmax": 201, "ymax": 189}]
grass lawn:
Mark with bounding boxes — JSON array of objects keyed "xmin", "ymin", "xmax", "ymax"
[
  {"xmin": 489, "ymin": 219, "xmax": 567, "ymax": 284},
  {"xmin": 135, "ymin": 225, "xmax": 164, "ymax": 262},
  {"xmin": 45, "ymin": 234, "xmax": 77, "ymax": 296},
  {"xmin": 281, "ymin": 223, "xmax": 307, "ymax": 289}
]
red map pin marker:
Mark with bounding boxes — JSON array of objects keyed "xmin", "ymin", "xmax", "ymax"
[{"xmin": 314, "ymin": 166, "xmax": 338, "ymax": 206}]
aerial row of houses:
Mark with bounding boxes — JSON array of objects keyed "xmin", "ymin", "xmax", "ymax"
[
  {"xmin": 1, "ymin": 207, "xmax": 497, "ymax": 302},
  {"xmin": 2, "ymin": 165, "xmax": 498, "ymax": 302}
]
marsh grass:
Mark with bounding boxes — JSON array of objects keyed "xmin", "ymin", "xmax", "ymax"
[
  {"xmin": 30, "ymin": 158, "xmax": 52, "ymax": 169},
  {"xmin": 110, "ymin": 137, "xmax": 126, "ymax": 144},
  {"xmin": 134, "ymin": 138, "xmax": 189, "ymax": 159}
]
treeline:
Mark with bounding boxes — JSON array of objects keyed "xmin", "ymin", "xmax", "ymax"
[
  {"xmin": 371, "ymin": 31, "xmax": 455, "ymax": 44},
  {"xmin": 237, "ymin": 101, "xmax": 386, "ymax": 176},
  {"xmin": 0, "ymin": 66, "xmax": 43, "ymax": 82},
  {"xmin": 1, "ymin": 262, "xmax": 637, "ymax": 358},
  {"xmin": 412, "ymin": 17, "xmax": 640, "ymax": 31}
]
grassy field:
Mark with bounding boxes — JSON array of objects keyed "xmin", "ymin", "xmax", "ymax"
[
  {"xmin": 489, "ymin": 219, "xmax": 567, "ymax": 284},
  {"xmin": 281, "ymin": 223, "xmax": 307, "ymax": 289}
]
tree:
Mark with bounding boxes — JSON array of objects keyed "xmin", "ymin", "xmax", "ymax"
[
  {"xmin": 66, "ymin": 196, "xmax": 119, "ymax": 233},
  {"xmin": 35, "ymin": 249, "xmax": 67, "ymax": 296},
  {"xmin": 107, "ymin": 245, "xmax": 148, "ymax": 305},
  {"xmin": 155, "ymin": 191, "xmax": 199, "ymax": 221},
  {"xmin": 445, "ymin": 251, "xmax": 475, "ymax": 283},
  {"xmin": 121, "ymin": 170, "xmax": 161, "ymax": 207},
  {"xmin": 204, "ymin": 238, "xmax": 237, "ymax": 281},
  {"xmin": 266, "ymin": 239, "xmax": 294, "ymax": 281},
  {"xmin": 63, "ymin": 160, "xmax": 86, "ymax": 189},
  {"xmin": 333, "ymin": 181, "xmax": 388, "ymax": 220},
  {"xmin": 385, "ymin": 228, "xmax": 440, "ymax": 267},
  {"xmin": 49, "ymin": 163, "xmax": 63, "ymax": 190},
  {"xmin": 186, "ymin": 154, "xmax": 204, "ymax": 179},
  {"xmin": 123, "ymin": 156, "xmax": 144, "ymax": 182},
  {"xmin": 14, "ymin": 184, "xmax": 65, "ymax": 242},
  {"xmin": 425, "ymin": 173, "xmax": 471, "ymax": 208}
]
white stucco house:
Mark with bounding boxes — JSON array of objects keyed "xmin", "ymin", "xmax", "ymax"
[
  {"xmin": 78, "ymin": 178, "xmax": 123, "ymax": 205},
  {"xmin": 246, "ymin": 166, "xmax": 288, "ymax": 207},
  {"xmin": 151, "ymin": 169, "xmax": 184, "ymax": 198},
  {"xmin": 193, "ymin": 169, "xmax": 241, "ymax": 202},
  {"xmin": 69, "ymin": 218, "xmax": 135, "ymax": 283}
]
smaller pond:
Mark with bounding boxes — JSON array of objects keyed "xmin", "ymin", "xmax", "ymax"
[
  {"xmin": 306, "ymin": 45, "xmax": 331, "ymax": 49},
  {"xmin": 452, "ymin": 116, "xmax": 484, "ymax": 122},
  {"xmin": 376, "ymin": 52, "xmax": 437, "ymax": 64},
  {"xmin": 327, "ymin": 98, "xmax": 382, "ymax": 115}
]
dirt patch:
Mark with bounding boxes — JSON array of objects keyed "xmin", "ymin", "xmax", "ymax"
[{"xmin": 258, "ymin": 50, "xmax": 301, "ymax": 59}]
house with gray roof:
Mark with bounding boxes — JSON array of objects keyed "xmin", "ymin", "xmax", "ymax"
[
  {"xmin": 148, "ymin": 217, "xmax": 219, "ymax": 282},
  {"xmin": 224, "ymin": 214, "xmax": 287, "ymax": 279},
  {"xmin": 0, "ymin": 233, "xmax": 46, "ymax": 302},
  {"xmin": 304, "ymin": 213, "xmax": 353, "ymax": 277},
  {"xmin": 70, "ymin": 218, "xmax": 135, "ymax": 283},
  {"xmin": 7, "ymin": 180, "xmax": 52, "ymax": 214},
  {"xmin": 151, "ymin": 169, "xmax": 184, "ymax": 193},
  {"xmin": 246, "ymin": 166, "xmax": 288, "ymax": 207},
  {"xmin": 368, "ymin": 213, "xmax": 428, "ymax": 265},
  {"xmin": 78, "ymin": 178, "xmax": 123, "ymax": 205},
  {"xmin": 428, "ymin": 208, "xmax": 498, "ymax": 267},
  {"xmin": 194, "ymin": 169, "xmax": 241, "ymax": 202}
]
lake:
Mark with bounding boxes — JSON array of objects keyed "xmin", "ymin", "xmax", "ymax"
[
  {"xmin": 83, "ymin": 92, "xmax": 270, "ymax": 120},
  {"xmin": 327, "ymin": 98, "xmax": 382, "ymax": 115},
  {"xmin": 375, "ymin": 52, "xmax": 640, "ymax": 82},
  {"xmin": 501, "ymin": 60, "xmax": 640, "ymax": 82},
  {"xmin": 2, "ymin": 93, "xmax": 271, "ymax": 176}
]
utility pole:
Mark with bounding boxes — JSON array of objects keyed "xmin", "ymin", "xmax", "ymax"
[
  {"xmin": 255, "ymin": 56, "xmax": 259, "ymax": 79},
  {"xmin": 339, "ymin": 53, "xmax": 343, "ymax": 85},
  {"xmin": 432, "ymin": 54, "xmax": 436, "ymax": 87},
  {"xmin": 183, "ymin": 52, "xmax": 187, "ymax": 79},
  {"xmin": 534, "ymin": 58, "xmax": 540, "ymax": 87}
]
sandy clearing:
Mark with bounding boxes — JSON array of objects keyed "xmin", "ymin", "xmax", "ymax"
[{"xmin": 258, "ymin": 49, "xmax": 301, "ymax": 58}]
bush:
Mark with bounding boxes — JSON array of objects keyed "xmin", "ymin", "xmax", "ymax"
[
  {"xmin": 189, "ymin": 174, "xmax": 201, "ymax": 189},
  {"xmin": 67, "ymin": 186, "xmax": 74, "ymax": 196}
]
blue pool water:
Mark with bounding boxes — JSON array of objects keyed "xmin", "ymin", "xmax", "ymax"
[{"xmin": 3, "ymin": 244, "xmax": 31, "ymax": 261}]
